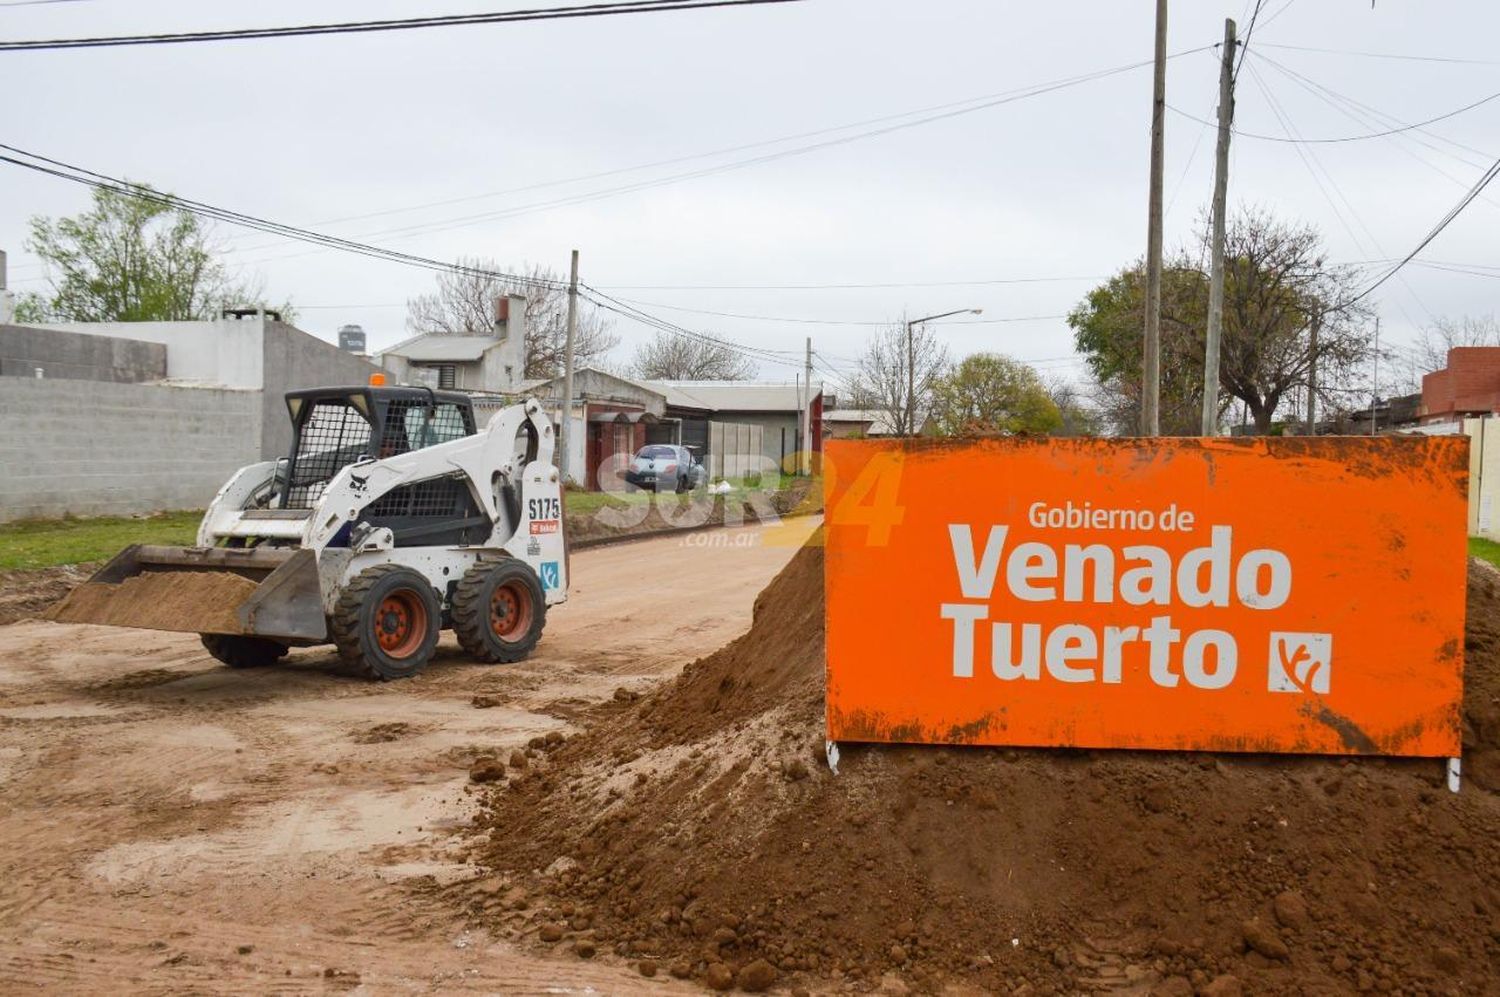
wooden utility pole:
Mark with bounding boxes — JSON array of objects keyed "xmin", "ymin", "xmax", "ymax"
[
  {"xmin": 906, "ymin": 319, "xmax": 916, "ymax": 437},
  {"xmin": 559, "ymin": 249, "xmax": 579, "ymax": 483},
  {"xmin": 1370, "ymin": 315, "xmax": 1380, "ymax": 436},
  {"xmin": 1306, "ymin": 310, "xmax": 1320, "ymax": 434},
  {"xmin": 1142, "ymin": 0, "xmax": 1168, "ymax": 436},
  {"xmin": 1201, "ymin": 17, "xmax": 1236, "ymax": 437},
  {"xmin": 803, "ymin": 336, "xmax": 813, "ymax": 475}
]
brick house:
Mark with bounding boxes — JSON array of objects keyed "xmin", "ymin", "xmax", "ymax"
[{"xmin": 1421, "ymin": 347, "xmax": 1500, "ymax": 425}]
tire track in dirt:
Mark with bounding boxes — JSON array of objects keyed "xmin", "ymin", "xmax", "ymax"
[{"xmin": 0, "ymin": 520, "xmax": 816, "ymax": 993}]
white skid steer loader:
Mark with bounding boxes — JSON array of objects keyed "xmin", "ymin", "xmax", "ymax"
[{"xmin": 50, "ymin": 382, "xmax": 569, "ymax": 680}]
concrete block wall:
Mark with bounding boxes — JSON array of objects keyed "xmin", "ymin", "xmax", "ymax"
[
  {"xmin": 0, "ymin": 378, "xmax": 261, "ymax": 522},
  {"xmin": 0, "ymin": 324, "xmax": 167, "ymax": 382},
  {"xmin": 259, "ymin": 321, "xmax": 382, "ymax": 460}
]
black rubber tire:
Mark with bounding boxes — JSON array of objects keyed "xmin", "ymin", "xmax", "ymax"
[
  {"xmin": 329, "ymin": 564, "xmax": 441, "ymax": 680},
  {"xmin": 200, "ymin": 633, "xmax": 289, "ymax": 669},
  {"xmin": 451, "ymin": 558, "xmax": 548, "ymax": 664}
]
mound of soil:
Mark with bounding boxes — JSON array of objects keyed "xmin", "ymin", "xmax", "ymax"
[
  {"xmin": 0, "ymin": 563, "xmax": 98, "ymax": 626},
  {"xmin": 472, "ymin": 544, "xmax": 1500, "ymax": 994}
]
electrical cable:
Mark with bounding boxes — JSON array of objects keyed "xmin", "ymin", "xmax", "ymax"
[
  {"xmin": 0, "ymin": 0, "xmax": 800, "ymax": 52},
  {"xmin": 1168, "ymin": 85, "xmax": 1500, "ymax": 145},
  {"xmin": 1257, "ymin": 42, "xmax": 1500, "ymax": 67},
  {"xmin": 603, "ymin": 296, "xmax": 1067, "ymax": 327},
  {"xmin": 218, "ymin": 47, "xmax": 1211, "ymax": 264}
]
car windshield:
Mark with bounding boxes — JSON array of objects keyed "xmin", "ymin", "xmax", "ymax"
[{"xmin": 638, "ymin": 446, "xmax": 677, "ymax": 460}]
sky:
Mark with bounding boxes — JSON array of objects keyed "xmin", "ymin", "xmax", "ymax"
[{"xmin": 3, "ymin": 0, "xmax": 1498, "ymax": 397}]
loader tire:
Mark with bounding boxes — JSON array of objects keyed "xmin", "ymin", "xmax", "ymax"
[
  {"xmin": 330, "ymin": 565, "xmax": 441, "ymax": 681},
  {"xmin": 200, "ymin": 633, "xmax": 289, "ymax": 669},
  {"xmin": 452, "ymin": 558, "xmax": 547, "ymax": 664}
]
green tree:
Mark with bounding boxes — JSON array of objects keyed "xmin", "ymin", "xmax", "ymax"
[
  {"xmin": 931, "ymin": 353, "xmax": 1062, "ymax": 436},
  {"xmin": 20, "ymin": 183, "xmax": 292, "ymax": 323},
  {"xmin": 1069, "ymin": 208, "xmax": 1370, "ymax": 435}
]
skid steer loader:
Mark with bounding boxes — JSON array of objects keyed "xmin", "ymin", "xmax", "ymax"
[{"xmin": 49, "ymin": 381, "xmax": 568, "ymax": 680}]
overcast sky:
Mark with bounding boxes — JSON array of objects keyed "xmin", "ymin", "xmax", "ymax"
[{"xmin": 3, "ymin": 0, "xmax": 1497, "ymax": 392}]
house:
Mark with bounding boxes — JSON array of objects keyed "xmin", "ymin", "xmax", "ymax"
[
  {"xmin": 522, "ymin": 366, "xmax": 667, "ymax": 489},
  {"xmin": 824, "ymin": 407, "xmax": 899, "ymax": 438},
  {"xmin": 521, "ymin": 370, "xmax": 821, "ymax": 489},
  {"xmin": 1421, "ymin": 347, "xmax": 1500, "ymax": 425},
  {"xmin": 377, "ymin": 294, "xmax": 527, "ymax": 394},
  {"xmin": 654, "ymin": 380, "xmax": 823, "ymax": 474}
]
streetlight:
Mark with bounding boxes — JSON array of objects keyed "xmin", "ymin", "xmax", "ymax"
[{"xmin": 906, "ymin": 308, "xmax": 982, "ymax": 434}]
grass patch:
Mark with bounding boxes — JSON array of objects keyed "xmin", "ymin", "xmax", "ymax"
[
  {"xmin": 0, "ymin": 511, "xmax": 202, "ymax": 571},
  {"xmin": 1469, "ymin": 536, "xmax": 1500, "ymax": 571}
]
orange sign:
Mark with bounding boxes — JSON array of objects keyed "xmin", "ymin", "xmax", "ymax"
[{"xmin": 823, "ymin": 437, "xmax": 1468, "ymax": 757}]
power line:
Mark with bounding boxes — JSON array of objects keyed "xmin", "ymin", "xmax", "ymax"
[
  {"xmin": 0, "ymin": 142, "xmax": 568, "ymax": 290},
  {"xmin": 605, "ymin": 295, "xmax": 1067, "ymax": 327},
  {"xmin": 1257, "ymin": 42, "xmax": 1500, "ymax": 67},
  {"xmin": 589, "ymin": 275, "xmax": 1102, "ymax": 292},
  {"xmin": 0, "ymin": 0, "xmax": 800, "ymax": 52},
  {"xmin": 1168, "ymin": 85, "xmax": 1500, "ymax": 144},
  {"xmin": 1349, "ymin": 154, "xmax": 1500, "ymax": 305},
  {"xmin": 1233, "ymin": 0, "xmax": 1264, "ymax": 81},
  {"xmin": 1243, "ymin": 61, "xmax": 1438, "ymax": 326},
  {"xmin": 217, "ymin": 48, "xmax": 1210, "ymax": 264}
]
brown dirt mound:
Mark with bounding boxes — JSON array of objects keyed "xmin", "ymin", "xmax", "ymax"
[
  {"xmin": 0, "ymin": 563, "xmax": 97, "ymax": 626},
  {"xmin": 473, "ymin": 544, "xmax": 1500, "ymax": 995}
]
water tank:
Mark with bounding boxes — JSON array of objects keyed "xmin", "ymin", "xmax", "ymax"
[{"xmin": 338, "ymin": 324, "xmax": 367, "ymax": 354}]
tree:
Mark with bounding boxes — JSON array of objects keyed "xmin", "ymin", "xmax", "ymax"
[
  {"xmin": 931, "ymin": 353, "xmax": 1062, "ymax": 436},
  {"xmin": 1407, "ymin": 314, "xmax": 1500, "ymax": 384},
  {"xmin": 631, "ymin": 331, "xmax": 755, "ymax": 380},
  {"xmin": 849, "ymin": 319, "xmax": 951, "ymax": 436},
  {"xmin": 1042, "ymin": 374, "xmax": 1101, "ymax": 437},
  {"xmin": 405, "ymin": 258, "xmax": 618, "ymax": 379},
  {"xmin": 1069, "ymin": 207, "xmax": 1372, "ymax": 435},
  {"xmin": 20, "ymin": 183, "xmax": 291, "ymax": 323}
]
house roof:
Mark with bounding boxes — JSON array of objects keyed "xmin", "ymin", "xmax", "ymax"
[
  {"xmin": 652, "ymin": 380, "xmax": 823, "ymax": 413},
  {"xmin": 525, "ymin": 365, "xmax": 668, "ymax": 401},
  {"xmin": 378, "ymin": 334, "xmax": 497, "ymax": 362},
  {"xmin": 823, "ymin": 408, "xmax": 901, "ymax": 435}
]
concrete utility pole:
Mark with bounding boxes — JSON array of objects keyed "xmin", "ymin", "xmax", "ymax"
[
  {"xmin": 1142, "ymin": 0, "xmax": 1168, "ymax": 437},
  {"xmin": 1201, "ymin": 17, "xmax": 1236, "ymax": 437},
  {"xmin": 1306, "ymin": 310, "xmax": 1320, "ymax": 435},
  {"xmin": 802, "ymin": 336, "xmax": 813, "ymax": 476},
  {"xmin": 559, "ymin": 249, "xmax": 579, "ymax": 483}
]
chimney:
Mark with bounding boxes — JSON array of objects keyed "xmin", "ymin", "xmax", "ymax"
[{"xmin": 490, "ymin": 293, "xmax": 527, "ymax": 393}]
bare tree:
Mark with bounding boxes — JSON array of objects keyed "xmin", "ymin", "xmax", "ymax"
[
  {"xmin": 405, "ymin": 258, "xmax": 618, "ymax": 378},
  {"xmin": 849, "ymin": 319, "xmax": 950, "ymax": 436},
  {"xmin": 1402, "ymin": 314, "xmax": 1500, "ymax": 388},
  {"xmin": 631, "ymin": 331, "xmax": 756, "ymax": 380},
  {"xmin": 1042, "ymin": 374, "xmax": 1102, "ymax": 437}
]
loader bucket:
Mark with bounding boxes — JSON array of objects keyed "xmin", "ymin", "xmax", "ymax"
[{"xmin": 48, "ymin": 545, "xmax": 328, "ymax": 642}]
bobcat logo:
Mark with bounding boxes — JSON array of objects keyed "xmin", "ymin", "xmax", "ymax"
[
  {"xmin": 348, "ymin": 472, "xmax": 370, "ymax": 494},
  {"xmin": 1267, "ymin": 633, "xmax": 1332, "ymax": 695}
]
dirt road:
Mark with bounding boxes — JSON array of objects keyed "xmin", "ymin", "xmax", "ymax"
[{"xmin": 0, "ymin": 518, "xmax": 818, "ymax": 993}]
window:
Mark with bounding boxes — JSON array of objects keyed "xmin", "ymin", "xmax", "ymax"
[
  {"xmin": 286, "ymin": 401, "xmax": 373, "ymax": 508},
  {"xmin": 380, "ymin": 400, "xmax": 473, "ymax": 456}
]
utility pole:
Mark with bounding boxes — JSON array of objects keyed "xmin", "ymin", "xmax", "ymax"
[
  {"xmin": 802, "ymin": 336, "xmax": 813, "ymax": 476},
  {"xmin": 1306, "ymin": 310, "xmax": 1320, "ymax": 435},
  {"xmin": 1201, "ymin": 17, "xmax": 1236, "ymax": 437},
  {"xmin": 1142, "ymin": 0, "xmax": 1168, "ymax": 437},
  {"xmin": 906, "ymin": 320, "xmax": 916, "ymax": 437},
  {"xmin": 560, "ymin": 249, "xmax": 579, "ymax": 483},
  {"xmin": 1370, "ymin": 315, "xmax": 1381, "ymax": 436}
]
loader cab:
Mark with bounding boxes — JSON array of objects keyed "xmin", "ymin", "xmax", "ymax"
[{"xmin": 280, "ymin": 386, "xmax": 477, "ymax": 510}]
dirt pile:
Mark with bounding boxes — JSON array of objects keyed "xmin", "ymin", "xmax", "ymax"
[
  {"xmin": 472, "ymin": 545, "xmax": 1500, "ymax": 994},
  {"xmin": 49, "ymin": 570, "xmax": 259, "ymax": 634},
  {"xmin": 0, "ymin": 563, "xmax": 97, "ymax": 626}
]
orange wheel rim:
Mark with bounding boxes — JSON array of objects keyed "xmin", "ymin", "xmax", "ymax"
[
  {"xmin": 374, "ymin": 590, "xmax": 426, "ymax": 658},
  {"xmin": 490, "ymin": 581, "xmax": 533, "ymax": 642}
]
